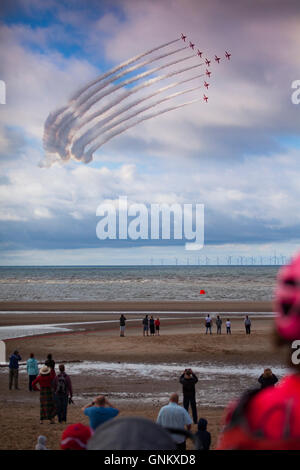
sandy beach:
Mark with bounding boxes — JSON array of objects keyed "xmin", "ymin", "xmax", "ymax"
[{"xmin": 0, "ymin": 302, "xmax": 289, "ymax": 450}]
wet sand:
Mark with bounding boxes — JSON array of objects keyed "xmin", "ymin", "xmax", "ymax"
[
  {"xmin": 0, "ymin": 300, "xmax": 272, "ymax": 312},
  {"xmin": 0, "ymin": 304, "xmax": 289, "ymax": 450}
]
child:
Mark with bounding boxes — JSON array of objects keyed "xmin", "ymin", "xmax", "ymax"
[
  {"xmin": 226, "ymin": 318, "xmax": 231, "ymax": 334},
  {"xmin": 196, "ymin": 418, "xmax": 211, "ymax": 450}
]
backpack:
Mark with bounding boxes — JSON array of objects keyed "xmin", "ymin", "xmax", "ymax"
[{"xmin": 56, "ymin": 374, "xmax": 67, "ymax": 395}]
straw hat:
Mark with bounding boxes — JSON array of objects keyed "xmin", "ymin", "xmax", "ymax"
[{"xmin": 40, "ymin": 365, "xmax": 51, "ymax": 375}]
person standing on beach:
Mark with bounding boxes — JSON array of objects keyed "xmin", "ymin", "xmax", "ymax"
[
  {"xmin": 205, "ymin": 315, "xmax": 212, "ymax": 335},
  {"xmin": 156, "ymin": 393, "xmax": 192, "ymax": 450},
  {"xmin": 53, "ymin": 364, "xmax": 73, "ymax": 424},
  {"xmin": 216, "ymin": 316, "xmax": 222, "ymax": 334},
  {"xmin": 245, "ymin": 315, "xmax": 252, "ymax": 335},
  {"xmin": 82, "ymin": 395, "xmax": 119, "ymax": 431},
  {"xmin": 27, "ymin": 353, "xmax": 39, "ymax": 391},
  {"xmin": 9, "ymin": 350, "xmax": 22, "ymax": 390},
  {"xmin": 142, "ymin": 315, "xmax": 149, "ymax": 336},
  {"xmin": 149, "ymin": 316, "xmax": 155, "ymax": 336},
  {"xmin": 32, "ymin": 365, "xmax": 56, "ymax": 424},
  {"xmin": 155, "ymin": 317, "xmax": 161, "ymax": 336},
  {"xmin": 119, "ymin": 314, "xmax": 126, "ymax": 337},
  {"xmin": 45, "ymin": 354, "xmax": 56, "ymax": 378},
  {"xmin": 226, "ymin": 319, "xmax": 231, "ymax": 334},
  {"xmin": 179, "ymin": 368, "xmax": 198, "ymax": 424}
]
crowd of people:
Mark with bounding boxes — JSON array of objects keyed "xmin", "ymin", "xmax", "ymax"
[
  {"xmin": 6, "ymin": 252, "xmax": 300, "ymax": 450},
  {"xmin": 7, "ymin": 347, "xmax": 281, "ymax": 451},
  {"xmin": 118, "ymin": 313, "xmax": 252, "ymax": 338}
]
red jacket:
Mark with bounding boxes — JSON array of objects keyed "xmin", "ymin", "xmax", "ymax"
[{"xmin": 32, "ymin": 374, "xmax": 54, "ymax": 391}]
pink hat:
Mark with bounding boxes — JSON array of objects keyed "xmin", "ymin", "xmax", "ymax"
[{"xmin": 61, "ymin": 423, "xmax": 92, "ymax": 450}]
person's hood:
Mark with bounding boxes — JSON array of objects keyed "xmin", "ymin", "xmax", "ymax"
[{"xmin": 198, "ymin": 418, "xmax": 208, "ymax": 431}]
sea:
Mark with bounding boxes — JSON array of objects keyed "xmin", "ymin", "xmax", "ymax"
[{"xmin": 0, "ymin": 265, "xmax": 280, "ymax": 302}]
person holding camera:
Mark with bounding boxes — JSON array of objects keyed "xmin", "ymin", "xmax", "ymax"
[
  {"xmin": 82, "ymin": 395, "xmax": 119, "ymax": 431},
  {"xmin": 179, "ymin": 368, "xmax": 198, "ymax": 424}
]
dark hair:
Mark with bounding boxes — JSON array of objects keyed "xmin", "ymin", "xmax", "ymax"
[
  {"xmin": 47, "ymin": 354, "xmax": 52, "ymax": 360},
  {"xmin": 30, "ymin": 353, "xmax": 34, "ymax": 358}
]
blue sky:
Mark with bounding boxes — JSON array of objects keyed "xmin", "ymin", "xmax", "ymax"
[{"xmin": 1, "ymin": 0, "xmax": 300, "ymax": 265}]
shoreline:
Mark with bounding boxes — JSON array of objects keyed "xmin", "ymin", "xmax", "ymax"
[{"xmin": 0, "ymin": 300, "xmax": 272, "ymax": 312}]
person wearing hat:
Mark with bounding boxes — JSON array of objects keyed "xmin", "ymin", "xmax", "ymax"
[
  {"xmin": 82, "ymin": 395, "xmax": 119, "ymax": 431},
  {"xmin": 217, "ymin": 251, "xmax": 300, "ymax": 450},
  {"xmin": 32, "ymin": 365, "xmax": 56, "ymax": 424},
  {"xmin": 61, "ymin": 423, "xmax": 92, "ymax": 450},
  {"xmin": 8, "ymin": 350, "xmax": 22, "ymax": 390}
]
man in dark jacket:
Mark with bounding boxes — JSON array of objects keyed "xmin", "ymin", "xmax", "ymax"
[
  {"xmin": 9, "ymin": 350, "xmax": 22, "ymax": 390},
  {"xmin": 258, "ymin": 368, "xmax": 278, "ymax": 389},
  {"xmin": 179, "ymin": 368, "xmax": 198, "ymax": 424}
]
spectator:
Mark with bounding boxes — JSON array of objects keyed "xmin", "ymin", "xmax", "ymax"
[
  {"xmin": 245, "ymin": 315, "xmax": 252, "ymax": 335},
  {"xmin": 32, "ymin": 365, "xmax": 56, "ymax": 424},
  {"xmin": 179, "ymin": 368, "xmax": 198, "ymax": 424},
  {"xmin": 156, "ymin": 393, "xmax": 192, "ymax": 450},
  {"xmin": 196, "ymin": 418, "xmax": 211, "ymax": 450},
  {"xmin": 142, "ymin": 315, "xmax": 149, "ymax": 337},
  {"xmin": 205, "ymin": 315, "xmax": 212, "ymax": 335},
  {"xmin": 119, "ymin": 314, "xmax": 126, "ymax": 337},
  {"xmin": 53, "ymin": 364, "xmax": 73, "ymax": 423},
  {"xmin": 216, "ymin": 315, "xmax": 222, "ymax": 335},
  {"xmin": 35, "ymin": 435, "xmax": 48, "ymax": 450},
  {"xmin": 61, "ymin": 423, "xmax": 92, "ymax": 450},
  {"xmin": 258, "ymin": 369, "xmax": 278, "ymax": 389},
  {"xmin": 149, "ymin": 316, "xmax": 155, "ymax": 336},
  {"xmin": 9, "ymin": 350, "xmax": 22, "ymax": 390},
  {"xmin": 82, "ymin": 395, "xmax": 119, "ymax": 431},
  {"xmin": 155, "ymin": 317, "xmax": 161, "ymax": 336},
  {"xmin": 45, "ymin": 354, "xmax": 56, "ymax": 378},
  {"xmin": 226, "ymin": 318, "xmax": 231, "ymax": 334},
  {"xmin": 27, "ymin": 353, "xmax": 39, "ymax": 392}
]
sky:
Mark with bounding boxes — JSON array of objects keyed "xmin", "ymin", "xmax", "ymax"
[{"xmin": 0, "ymin": 0, "xmax": 300, "ymax": 265}]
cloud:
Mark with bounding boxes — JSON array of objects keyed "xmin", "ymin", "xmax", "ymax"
[{"xmin": 1, "ymin": 0, "xmax": 300, "ymax": 263}]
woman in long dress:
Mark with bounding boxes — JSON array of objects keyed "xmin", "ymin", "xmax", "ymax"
[{"xmin": 32, "ymin": 365, "xmax": 56, "ymax": 424}]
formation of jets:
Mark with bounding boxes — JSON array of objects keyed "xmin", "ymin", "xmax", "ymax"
[{"xmin": 179, "ymin": 33, "xmax": 231, "ymax": 103}]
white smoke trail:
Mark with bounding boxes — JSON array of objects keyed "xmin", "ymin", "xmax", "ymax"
[
  {"xmin": 82, "ymin": 98, "xmax": 201, "ymax": 163},
  {"xmin": 53, "ymin": 53, "xmax": 197, "ymax": 152},
  {"xmin": 44, "ymin": 38, "xmax": 181, "ymax": 139},
  {"xmin": 44, "ymin": 50, "xmax": 196, "ymax": 155},
  {"xmin": 55, "ymin": 63, "xmax": 203, "ymax": 159},
  {"xmin": 71, "ymin": 38, "xmax": 181, "ymax": 101},
  {"xmin": 75, "ymin": 45, "xmax": 188, "ymax": 109},
  {"xmin": 70, "ymin": 73, "xmax": 205, "ymax": 151},
  {"xmin": 71, "ymin": 86, "xmax": 201, "ymax": 159}
]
